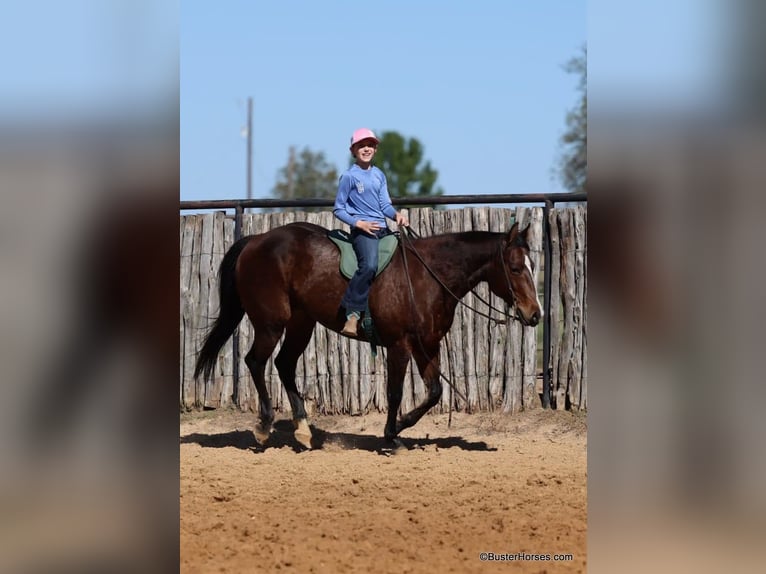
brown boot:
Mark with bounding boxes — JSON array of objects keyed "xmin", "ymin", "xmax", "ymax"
[{"xmin": 341, "ymin": 314, "xmax": 359, "ymax": 337}]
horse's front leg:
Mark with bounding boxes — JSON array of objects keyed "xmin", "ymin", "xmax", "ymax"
[
  {"xmin": 397, "ymin": 345, "xmax": 443, "ymax": 435},
  {"xmin": 384, "ymin": 344, "xmax": 411, "ymax": 444}
]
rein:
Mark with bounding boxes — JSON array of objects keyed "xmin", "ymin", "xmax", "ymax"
[{"xmin": 398, "ymin": 226, "xmax": 521, "ymax": 325}]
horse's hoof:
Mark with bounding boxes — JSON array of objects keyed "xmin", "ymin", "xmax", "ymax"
[
  {"xmin": 253, "ymin": 423, "xmax": 271, "ymax": 445},
  {"xmin": 391, "ymin": 438, "xmax": 407, "ymax": 454},
  {"xmin": 384, "ymin": 436, "xmax": 406, "ymax": 452},
  {"xmin": 293, "ymin": 418, "xmax": 313, "ymax": 449}
]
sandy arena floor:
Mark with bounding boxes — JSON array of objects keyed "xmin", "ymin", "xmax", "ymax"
[{"xmin": 180, "ymin": 408, "xmax": 587, "ymax": 573}]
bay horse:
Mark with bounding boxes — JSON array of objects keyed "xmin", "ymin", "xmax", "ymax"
[{"xmin": 194, "ymin": 221, "xmax": 541, "ymax": 448}]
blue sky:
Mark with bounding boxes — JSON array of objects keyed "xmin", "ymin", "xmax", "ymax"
[
  {"xmin": 0, "ymin": 0, "xmax": 178, "ymax": 121},
  {"xmin": 181, "ymin": 1, "xmax": 585, "ymax": 203},
  {"xmin": 588, "ymin": 0, "xmax": 725, "ymax": 113},
  {"xmin": 0, "ymin": 0, "xmax": 728, "ymax": 200}
]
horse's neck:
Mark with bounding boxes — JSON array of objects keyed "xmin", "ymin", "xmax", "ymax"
[{"xmin": 419, "ymin": 232, "xmax": 499, "ymax": 298}]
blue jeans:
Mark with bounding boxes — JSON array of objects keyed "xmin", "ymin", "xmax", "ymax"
[{"xmin": 341, "ymin": 228, "xmax": 388, "ymax": 314}]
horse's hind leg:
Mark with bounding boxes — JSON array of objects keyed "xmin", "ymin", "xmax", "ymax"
[
  {"xmin": 244, "ymin": 326, "xmax": 283, "ymax": 444},
  {"xmin": 396, "ymin": 345, "xmax": 443, "ymax": 435},
  {"xmin": 274, "ymin": 313, "xmax": 316, "ymax": 449}
]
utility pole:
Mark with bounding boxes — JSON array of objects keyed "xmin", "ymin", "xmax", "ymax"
[
  {"xmin": 234, "ymin": 96, "xmax": 253, "ymax": 402},
  {"xmin": 287, "ymin": 146, "xmax": 295, "ymax": 199},
  {"xmin": 246, "ymin": 97, "xmax": 253, "ymax": 211}
]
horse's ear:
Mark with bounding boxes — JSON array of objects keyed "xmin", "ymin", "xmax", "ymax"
[
  {"xmin": 508, "ymin": 222, "xmax": 520, "ymax": 243},
  {"xmin": 508, "ymin": 223, "xmax": 529, "ymax": 246}
]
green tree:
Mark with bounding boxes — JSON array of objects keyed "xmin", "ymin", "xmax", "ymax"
[
  {"xmin": 556, "ymin": 45, "xmax": 586, "ymax": 194},
  {"xmin": 272, "ymin": 146, "xmax": 338, "ymax": 210},
  {"xmin": 363, "ymin": 131, "xmax": 444, "ymax": 199}
]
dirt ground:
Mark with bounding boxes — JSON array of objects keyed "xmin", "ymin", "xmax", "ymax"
[{"xmin": 180, "ymin": 408, "xmax": 587, "ymax": 573}]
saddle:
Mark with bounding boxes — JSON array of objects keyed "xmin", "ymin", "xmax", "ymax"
[{"xmin": 327, "ymin": 229, "xmax": 399, "ymax": 280}]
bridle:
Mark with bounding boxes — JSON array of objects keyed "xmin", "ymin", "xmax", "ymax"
[{"xmin": 398, "ymin": 226, "xmax": 525, "ymax": 325}]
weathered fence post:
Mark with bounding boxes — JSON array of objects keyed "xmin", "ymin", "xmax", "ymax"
[{"xmin": 542, "ymin": 199, "xmax": 554, "ymax": 409}]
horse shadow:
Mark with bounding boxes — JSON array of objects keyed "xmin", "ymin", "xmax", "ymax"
[{"xmin": 180, "ymin": 419, "xmax": 497, "ymax": 455}]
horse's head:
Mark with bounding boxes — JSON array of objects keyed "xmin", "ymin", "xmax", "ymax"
[{"xmin": 489, "ymin": 223, "xmax": 542, "ymax": 327}]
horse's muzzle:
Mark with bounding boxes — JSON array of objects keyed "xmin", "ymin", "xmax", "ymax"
[{"xmin": 518, "ymin": 309, "xmax": 541, "ymax": 327}]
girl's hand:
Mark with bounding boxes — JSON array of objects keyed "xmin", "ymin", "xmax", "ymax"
[
  {"xmin": 395, "ymin": 212, "xmax": 409, "ymax": 227},
  {"xmin": 355, "ymin": 220, "xmax": 382, "ymax": 235}
]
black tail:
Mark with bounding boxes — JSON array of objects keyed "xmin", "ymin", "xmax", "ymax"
[{"xmin": 194, "ymin": 236, "xmax": 251, "ymax": 381}]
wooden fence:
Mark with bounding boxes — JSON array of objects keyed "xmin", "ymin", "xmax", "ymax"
[
  {"xmin": 547, "ymin": 206, "xmax": 587, "ymax": 410},
  {"xmin": 180, "ymin": 206, "xmax": 586, "ymax": 414}
]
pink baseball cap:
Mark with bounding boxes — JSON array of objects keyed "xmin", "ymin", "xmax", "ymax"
[{"xmin": 350, "ymin": 128, "xmax": 379, "ymax": 147}]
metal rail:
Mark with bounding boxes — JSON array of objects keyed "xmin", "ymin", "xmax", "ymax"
[{"xmin": 179, "ymin": 192, "xmax": 586, "ymax": 211}]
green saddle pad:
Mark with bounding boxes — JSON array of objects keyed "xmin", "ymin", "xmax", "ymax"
[{"xmin": 327, "ymin": 230, "xmax": 398, "ymax": 280}]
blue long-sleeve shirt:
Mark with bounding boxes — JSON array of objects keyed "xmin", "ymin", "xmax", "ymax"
[{"xmin": 333, "ymin": 164, "xmax": 397, "ymax": 228}]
